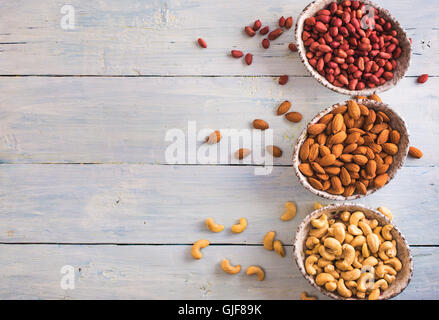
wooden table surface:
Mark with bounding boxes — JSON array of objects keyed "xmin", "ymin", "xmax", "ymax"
[{"xmin": 0, "ymin": 0, "xmax": 438, "ymax": 299}]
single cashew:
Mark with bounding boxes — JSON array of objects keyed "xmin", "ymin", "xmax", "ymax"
[
  {"xmin": 281, "ymin": 201, "xmax": 297, "ymax": 221},
  {"xmin": 366, "ymin": 233, "xmax": 381, "ymax": 253},
  {"xmin": 301, "ymin": 292, "xmax": 317, "ymax": 300},
  {"xmin": 305, "ymin": 255, "xmax": 319, "ymax": 275},
  {"xmin": 352, "ymin": 251, "xmax": 363, "ymax": 269},
  {"xmin": 231, "ymin": 218, "xmax": 247, "ymax": 233},
  {"xmin": 309, "ymin": 225, "xmax": 329, "ymax": 238},
  {"xmin": 358, "ymin": 220, "xmax": 372, "ymax": 236},
  {"xmin": 246, "ymin": 266, "xmax": 265, "ymax": 281},
  {"xmin": 319, "ymin": 245, "xmax": 336, "ymax": 261},
  {"xmin": 367, "ymin": 219, "xmax": 379, "ymax": 229},
  {"xmin": 362, "ymin": 242, "xmax": 370, "ymax": 258},
  {"xmin": 314, "ymin": 202, "xmax": 324, "ymax": 210},
  {"xmin": 376, "ymin": 264, "xmax": 397, "ymax": 278},
  {"xmin": 305, "ymin": 236, "xmax": 320, "ymax": 249},
  {"xmin": 325, "ymin": 281, "xmax": 337, "ymax": 292},
  {"xmin": 317, "ymin": 258, "xmax": 332, "ymax": 268},
  {"xmin": 221, "ymin": 258, "xmax": 241, "ymax": 274},
  {"xmin": 373, "ymin": 227, "xmax": 385, "ymax": 242},
  {"xmin": 381, "ymin": 225, "xmax": 393, "ymax": 240},
  {"xmin": 377, "ymin": 206, "xmax": 393, "ymax": 221},
  {"xmin": 348, "ymin": 224, "xmax": 363, "ymax": 236},
  {"xmin": 345, "ymin": 280, "xmax": 358, "ymax": 290},
  {"xmin": 340, "ymin": 243, "xmax": 355, "ymax": 266},
  {"xmin": 273, "ymin": 240, "xmax": 285, "ymax": 257},
  {"xmin": 205, "ymin": 218, "xmax": 224, "ymax": 233},
  {"xmin": 340, "ymin": 211, "xmax": 351, "ymax": 222},
  {"xmin": 332, "ymin": 223, "xmax": 346, "ymax": 243},
  {"xmin": 344, "ymin": 233, "xmax": 354, "ymax": 244},
  {"xmin": 335, "ymin": 261, "xmax": 353, "ymax": 271},
  {"xmin": 312, "ymin": 214, "xmax": 328, "ymax": 229},
  {"xmin": 349, "ymin": 211, "xmax": 365, "ymax": 226},
  {"xmin": 315, "ymin": 273, "xmax": 335, "ymax": 286},
  {"xmin": 351, "ymin": 235, "xmax": 366, "ymax": 248},
  {"xmin": 337, "ymin": 278, "xmax": 352, "ymax": 298},
  {"xmin": 373, "ymin": 279, "xmax": 389, "ymax": 291},
  {"xmin": 385, "ymin": 257, "xmax": 402, "ymax": 271},
  {"xmin": 378, "ymin": 241, "xmax": 394, "ymax": 260},
  {"xmin": 324, "ymin": 237, "xmax": 342, "ymax": 256},
  {"xmin": 263, "ymin": 231, "xmax": 275, "ymax": 250},
  {"xmin": 362, "ymin": 256, "xmax": 379, "ymax": 267},
  {"xmin": 324, "ymin": 264, "xmax": 340, "ymax": 279},
  {"xmin": 191, "ymin": 239, "xmax": 210, "ymax": 259},
  {"xmin": 368, "ymin": 288, "xmax": 380, "ymax": 300},
  {"xmin": 341, "ymin": 268, "xmax": 361, "ymax": 281},
  {"xmin": 357, "ymin": 272, "xmax": 375, "ymax": 292}
]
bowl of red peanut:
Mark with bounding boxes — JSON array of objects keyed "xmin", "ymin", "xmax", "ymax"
[{"xmin": 295, "ymin": 0, "xmax": 411, "ymax": 95}]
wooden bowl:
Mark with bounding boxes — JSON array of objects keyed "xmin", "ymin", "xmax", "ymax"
[
  {"xmin": 295, "ymin": 0, "xmax": 411, "ymax": 96},
  {"xmin": 292, "ymin": 99, "xmax": 409, "ymax": 200},
  {"xmin": 293, "ymin": 203, "xmax": 414, "ymax": 300}
]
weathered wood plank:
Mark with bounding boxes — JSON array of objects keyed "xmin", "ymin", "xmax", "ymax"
[
  {"xmin": 0, "ymin": 244, "xmax": 436, "ymax": 299},
  {"xmin": 0, "ymin": 0, "xmax": 436, "ymax": 76},
  {"xmin": 1, "ymin": 76, "xmax": 437, "ymax": 166},
  {"xmin": 0, "ymin": 164, "xmax": 437, "ymax": 245}
]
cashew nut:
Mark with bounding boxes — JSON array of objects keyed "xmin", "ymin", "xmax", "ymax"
[
  {"xmin": 366, "ymin": 233, "xmax": 381, "ymax": 253},
  {"xmin": 309, "ymin": 225, "xmax": 329, "ymax": 238},
  {"xmin": 385, "ymin": 257, "xmax": 402, "ymax": 271},
  {"xmin": 368, "ymin": 288, "xmax": 380, "ymax": 300},
  {"xmin": 263, "ymin": 231, "xmax": 275, "ymax": 250},
  {"xmin": 317, "ymin": 258, "xmax": 332, "ymax": 268},
  {"xmin": 352, "ymin": 251, "xmax": 363, "ymax": 269},
  {"xmin": 305, "ymin": 255, "xmax": 319, "ymax": 275},
  {"xmin": 381, "ymin": 225, "xmax": 393, "ymax": 240},
  {"xmin": 337, "ymin": 244, "xmax": 355, "ymax": 269},
  {"xmin": 325, "ymin": 281, "xmax": 337, "ymax": 292},
  {"xmin": 367, "ymin": 219, "xmax": 379, "ymax": 229},
  {"xmin": 378, "ymin": 241, "xmax": 394, "ymax": 260},
  {"xmin": 221, "ymin": 258, "xmax": 241, "ymax": 274},
  {"xmin": 373, "ymin": 279, "xmax": 389, "ymax": 291},
  {"xmin": 205, "ymin": 218, "xmax": 224, "ymax": 233},
  {"xmin": 324, "ymin": 237, "xmax": 342, "ymax": 256},
  {"xmin": 319, "ymin": 245, "xmax": 336, "ymax": 261},
  {"xmin": 324, "ymin": 264, "xmax": 340, "ymax": 279},
  {"xmin": 315, "ymin": 273, "xmax": 335, "ymax": 286},
  {"xmin": 358, "ymin": 220, "xmax": 372, "ymax": 236},
  {"xmin": 191, "ymin": 239, "xmax": 210, "ymax": 259},
  {"xmin": 231, "ymin": 218, "xmax": 247, "ymax": 233},
  {"xmin": 351, "ymin": 235, "xmax": 366, "ymax": 248},
  {"xmin": 341, "ymin": 268, "xmax": 361, "ymax": 281},
  {"xmin": 357, "ymin": 272, "xmax": 375, "ymax": 292},
  {"xmin": 273, "ymin": 240, "xmax": 285, "ymax": 257},
  {"xmin": 344, "ymin": 233, "xmax": 354, "ymax": 244},
  {"xmin": 306, "ymin": 236, "xmax": 320, "ymax": 249},
  {"xmin": 281, "ymin": 201, "xmax": 297, "ymax": 221},
  {"xmin": 348, "ymin": 224, "xmax": 363, "ymax": 236},
  {"xmin": 376, "ymin": 264, "xmax": 397, "ymax": 278},
  {"xmin": 246, "ymin": 266, "xmax": 265, "ymax": 281},
  {"xmin": 337, "ymin": 278, "xmax": 352, "ymax": 298},
  {"xmin": 301, "ymin": 292, "xmax": 317, "ymax": 300},
  {"xmin": 340, "ymin": 211, "xmax": 351, "ymax": 222},
  {"xmin": 361, "ymin": 242, "xmax": 370, "ymax": 258},
  {"xmin": 377, "ymin": 206, "xmax": 393, "ymax": 221},
  {"xmin": 362, "ymin": 256, "xmax": 379, "ymax": 267},
  {"xmin": 349, "ymin": 211, "xmax": 365, "ymax": 226},
  {"xmin": 312, "ymin": 214, "xmax": 328, "ymax": 229},
  {"xmin": 332, "ymin": 223, "xmax": 346, "ymax": 243},
  {"xmin": 345, "ymin": 280, "xmax": 358, "ymax": 290},
  {"xmin": 373, "ymin": 226, "xmax": 385, "ymax": 242}
]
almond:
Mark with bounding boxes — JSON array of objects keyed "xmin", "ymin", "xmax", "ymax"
[
  {"xmin": 308, "ymin": 177, "xmax": 323, "ymax": 190},
  {"xmin": 345, "ymin": 163, "xmax": 360, "ymax": 172},
  {"xmin": 343, "ymin": 184, "xmax": 356, "ymax": 197},
  {"xmin": 366, "ymin": 160, "xmax": 377, "ymax": 177},
  {"xmin": 376, "ymin": 164, "xmax": 389, "ymax": 175},
  {"xmin": 319, "ymin": 154, "xmax": 336, "ymax": 167},
  {"xmin": 325, "ymin": 166, "xmax": 341, "ymax": 175},
  {"xmin": 345, "ymin": 132, "xmax": 361, "ymax": 145},
  {"xmin": 310, "ymin": 162, "xmax": 325, "ymax": 175},
  {"xmin": 266, "ymin": 145, "xmax": 282, "ymax": 158},
  {"xmin": 340, "ymin": 167, "xmax": 351, "ymax": 186},
  {"xmin": 332, "ymin": 113, "xmax": 344, "ymax": 133},
  {"xmin": 389, "ymin": 130, "xmax": 401, "ymax": 144},
  {"xmin": 253, "ymin": 119, "xmax": 269, "ymax": 130},
  {"xmin": 373, "ymin": 174, "xmax": 388, "ymax": 188},
  {"xmin": 319, "ymin": 113, "xmax": 334, "ymax": 125},
  {"xmin": 355, "ymin": 181, "xmax": 367, "ymax": 195},
  {"xmin": 382, "ymin": 143, "xmax": 398, "ymax": 155},
  {"xmin": 285, "ymin": 112, "xmax": 303, "ymax": 123},
  {"xmin": 408, "ymin": 146, "xmax": 423, "ymax": 159},
  {"xmin": 368, "ymin": 94, "xmax": 382, "ymax": 102},
  {"xmin": 329, "ymin": 131, "xmax": 347, "ymax": 145},
  {"xmin": 370, "ymin": 123, "xmax": 388, "ymax": 134},
  {"xmin": 308, "ymin": 144, "xmax": 320, "ymax": 162},
  {"xmin": 331, "ymin": 144, "xmax": 344, "ymax": 158},
  {"xmin": 377, "ymin": 111, "xmax": 390, "ymax": 122},
  {"xmin": 308, "ymin": 123, "xmax": 326, "ymax": 135},
  {"xmin": 376, "ymin": 129, "xmax": 389, "ymax": 144},
  {"xmin": 236, "ymin": 148, "xmax": 251, "ymax": 159},
  {"xmin": 317, "ymin": 133, "xmax": 327, "ymax": 146},
  {"xmin": 298, "ymin": 163, "xmax": 314, "ymax": 177},
  {"xmin": 319, "ymin": 145, "xmax": 331, "ymax": 157},
  {"xmin": 322, "ymin": 180, "xmax": 331, "ymax": 191},
  {"xmin": 330, "ymin": 176, "xmax": 343, "ymax": 191},
  {"xmin": 331, "ymin": 105, "xmax": 347, "ymax": 114},
  {"xmin": 353, "ymin": 155, "xmax": 368, "ymax": 166},
  {"xmin": 347, "ymin": 100, "xmax": 361, "ymax": 120},
  {"xmin": 339, "ymin": 154, "xmax": 353, "ymax": 162},
  {"xmin": 206, "ymin": 130, "xmax": 221, "ymax": 144},
  {"xmin": 277, "ymin": 101, "xmax": 291, "ymax": 115},
  {"xmin": 299, "ymin": 143, "xmax": 310, "ymax": 162},
  {"xmin": 343, "ymin": 143, "xmax": 358, "ymax": 154}
]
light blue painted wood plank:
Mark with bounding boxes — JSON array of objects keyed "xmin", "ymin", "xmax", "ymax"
[
  {"xmin": 1, "ymin": 76, "xmax": 437, "ymax": 166},
  {"xmin": 0, "ymin": 244, "xmax": 436, "ymax": 299},
  {"xmin": 0, "ymin": 0, "xmax": 436, "ymax": 75},
  {"xmin": 0, "ymin": 164, "xmax": 437, "ymax": 245}
]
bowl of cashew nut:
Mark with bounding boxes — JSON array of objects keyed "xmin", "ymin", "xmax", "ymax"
[{"xmin": 293, "ymin": 203, "xmax": 413, "ymax": 300}]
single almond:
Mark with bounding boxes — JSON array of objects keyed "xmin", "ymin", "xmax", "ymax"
[
  {"xmin": 277, "ymin": 101, "xmax": 291, "ymax": 115},
  {"xmin": 343, "ymin": 184, "xmax": 356, "ymax": 197},
  {"xmin": 353, "ymin": 155, "xmax": 368, "ymax": 166},
  {"xmin": 344, "ymin": 132, "xmax": 361, "ymax": 145},
  {"xmin": 236, "ymin": 148, "xmax": 251, "ymax": 159},
  {"xmin": 340, "ymin": 167, "xmax": 351, "ymax": 186},
  {"xmin": 266, "ymin": 145, "xmax": 283, "ymax": 158},
  {"xmin": 347, "ymin": 100, "xmax": 361, "ymax": 120},
  {"xmin": 298, "ymin": 163, "xmax": 314, "ymax": 176},
  {"xmin": 389, "ymin": 130, "xmax": 401, "ymax": 144},
  {"xmin": 355, "ymin": 181, "xmax": 367, "ymax": 195},
  {"xmin": 299, "ymin": 143, "xmax": 310, "ymax": 162},
  {"xmin": 308, "ymin": 177, "xmax": 323, "ymax": 190},
  {"xmin": 408, "ymin": 146, "xmax": 423, "ymax": 159},
  {"xmin": 331, "ymin": 144, "xmax": 344, "ymax": 158},
  {"xmin": 368, "ymin": 94, "xmax": 382, "ymax": 102},
  {"xmin": 373, "ymin": 174, "xmax": 388, "ymax": 188},
  {"xmin": 319, "ymin": 154, "xmax": 336, "ymax": 167},
  {"xmin": 366, "ymin": 160, "xmax": 377, "ymax": 177},
  {"xmin": 308, "ymin": 123, "xmax": 326, "ymax": 135},
  {"xmin": 206, "ymin": 130, "xmax": 221, "ymax": 144},
  {"xmin": 331, "ymin": 105, "xmax": 347, "ymax": 114},
  {"xmin": 382, "ymin": 143, "xmax": 398, "ymax": 155},
  {"xmin": 308, "ymin": 144, "xmax": 320, "ymax": 162},
  {"xmin": 377, "ymin": 129, "xmax": 389, "ymax": 144},
  {"xmin": 285, "ymin": 112, "xmax": 303, "ymax": 123},
  {"xmin": 329, "ymin": 131, "xmax": 347, "ymax": 145},
  {"xmin": 310, "ymin": 162, "xmax": 325, "ymax": 175},
  {"xmin": 319, "ymin": 113, "xmax": 334, "ymax": 125},
  {"xmin": 253, "ymin": 119, "xmax": 269, "ymax": 130},
  {"xmin": 332, "ymin": 113, "xmax": 344, "ymax": 133},
  {"xmin": 325, "ymin": 166, "xmax": 341, "ymax": 175}
]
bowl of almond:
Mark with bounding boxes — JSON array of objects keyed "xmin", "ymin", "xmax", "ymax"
[
  {"xmin": 293, "ymin": 203, "xmax": 413, "ymax": 300},
  {"xmin": 292, "ymin": 99, "xmax": 409, "ymax": 200}
]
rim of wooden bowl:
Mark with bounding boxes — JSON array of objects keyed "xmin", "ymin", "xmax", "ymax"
[
  {"xmin": 292, "ymin": 99, "xmax": 409, "ymax": 200},
  {"xmin": 293, "ymin": 203, "xmax": 414, "ymax": 300},
  {"xmin": 295, "ymin": 0, "xmax": 411, "ymax": 96}
]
